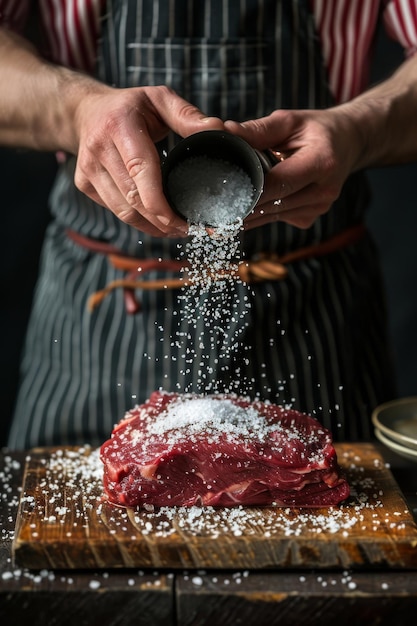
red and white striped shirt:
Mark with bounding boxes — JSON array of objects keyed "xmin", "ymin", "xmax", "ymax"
[
  {"xmin": 1, "ymin": 0, "xmax": 417, "ymax": 103},
  {"xmin": 313, "ymin": 0, "xmax": 417, "ymax": 102},
  {"xmin": 0, "ymin": 0, "xmax": 104, "ymax": 71}
]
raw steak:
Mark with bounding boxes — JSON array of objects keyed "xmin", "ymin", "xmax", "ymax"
[{"xmin": 100, "ymin": 391, "xmax": 350, "ymax": 508}]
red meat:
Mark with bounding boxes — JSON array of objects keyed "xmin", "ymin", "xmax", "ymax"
[{"xmin": 100, "ymin": 391, "xmax": 350, "ymax": 508}]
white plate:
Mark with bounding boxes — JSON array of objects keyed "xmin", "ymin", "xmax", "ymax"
[
  {"xmin": 374, "ymin": 426, "xmax": 417, "ymax": 463},
  {"xmin": 372, "ymin": 397, "xmax": 417, "ymax": 451}
]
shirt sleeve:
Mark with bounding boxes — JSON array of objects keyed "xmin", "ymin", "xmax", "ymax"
[
  {"xmin": 383, "ymin": 0, "xmax": 417, "ymax": 56},
  {"xmin": 0, "ymin": 0, "xmax": 103, "ymax": 73},
  {"xmin": 0, "ymin": 0, "xmax": 31, "ymax": 32}
]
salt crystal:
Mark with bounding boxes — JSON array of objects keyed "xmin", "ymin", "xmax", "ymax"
[
  {"xmin": 89, "ymin": 580, "xmax": 101, "ymax": 590},
  {"xmin": 168, "ymin": 155, "xmax": 254, "ymax": 226}
]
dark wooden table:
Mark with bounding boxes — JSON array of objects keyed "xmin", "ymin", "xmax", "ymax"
[{"xmin": 1, "ymin": 446, "xmax": 417, "ymax": 626}]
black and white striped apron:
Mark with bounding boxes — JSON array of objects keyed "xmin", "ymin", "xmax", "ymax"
[{"xmin": 9, "ymin": 0, "xmax": 396, "ymax": 449}]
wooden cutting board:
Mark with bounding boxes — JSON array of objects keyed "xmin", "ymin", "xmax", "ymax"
[{"xmin": 12, "ymin": 443, "xmax": 417, "ymax": 570}]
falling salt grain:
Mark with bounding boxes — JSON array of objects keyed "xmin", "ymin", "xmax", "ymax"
[{"xmin": 89, "ymin": 579, "xmax": 101, "ymax": 590}]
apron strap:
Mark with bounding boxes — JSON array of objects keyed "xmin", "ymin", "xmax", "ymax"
[{"xmin": 66, "ymin": 222, "xmax": 366, "ymax": 313}]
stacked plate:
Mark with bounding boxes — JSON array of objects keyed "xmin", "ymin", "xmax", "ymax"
[{"xmin": 372, "ymin": 397, "xmax": 417, "ymax": 462}]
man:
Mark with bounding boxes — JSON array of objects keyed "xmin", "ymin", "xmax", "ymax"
[{"xmin": 1, "ymin": 0, "xmax": 417, "ymax": 447}]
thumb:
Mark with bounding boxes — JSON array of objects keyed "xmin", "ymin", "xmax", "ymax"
[
  {"xmin": 182, "ymin": 112, "xmax": 226, "ymax": 138},
  {"xmin": 223, "ymin": 119, "xmax": 269, "ymax": 149},
  {"xmin": 143, "ymin": 86, "xmax": 226, "ymax": 138},
  {"xmin": 161, "ymin": 91, "xmax": 225, "ymax": 137},
  {"xmin": 225, "ymin": 111, "xmax": 295, "ymax": 151}
]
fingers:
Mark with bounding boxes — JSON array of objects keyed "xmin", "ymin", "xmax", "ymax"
[
  {"xmin": 227, "ymin": 117, "xmax": 334, "ymax": 199},
  {"xmin": 75, "ymin": 116, "xmax": 188, "ymax": 235},
  {"xmin": 74, "ymin": 165, "xmax": 171, "ymax": 237},
  {"xmin": 226, "ymin": 110, "xmax": 346, "ymax": 230},
  {"xmin": 243, "ymin": 178, "xmax": 338, "ymax": 230},
  {"xmin": 74, "ymin": 86, "xmax": 226, "ymax": 237},
  {"xmin": 263, "ymin": 173, "xmax": 338, "ymax": 212},
  {"xmin": 251, "ymin": 144, "xmax": 340, "ymax": 230},
  {"xmin": 245, "ymin": 202, "xmax": 329, "ymax": 230},
  {"xmin": 263, "ymin": 148, "xmax": 339, "ymax": 200},
  {"xmin": 145, "ymin": 85, "xmax": 225, "ymax": 138},
  {"xmin": 74, "ymin": 161, "xmax": 174, "ymax": 236},
  {"xmin": 106, "ymin": 128, "xmax": 189, "ymax": 234},
  {"xmin": 224, "ymin": 112, "xmax": 295, "ymax": 151}
]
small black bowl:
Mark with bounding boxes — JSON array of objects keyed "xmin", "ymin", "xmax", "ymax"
[{"xmin": 162, "ymin": 130, "xmax": 270, "ymax": 226}]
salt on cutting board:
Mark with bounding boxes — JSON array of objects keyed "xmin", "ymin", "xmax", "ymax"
[{"xmin": 12, "ymin": 443, "xmax": 417, "ymax": 570}]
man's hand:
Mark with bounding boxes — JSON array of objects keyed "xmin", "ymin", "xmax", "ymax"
[
  {"xmin": 0, "ymin": 28, "xmax": 225, "ymax": 237},
  {"xmin": 73, "ymin": 85, "xmax": 225, "ymax": 236},
  {"xmin": 225, "ymin": 53, "xmax": 417, "ymax": 230},
  {"xmin": 225, "ymin": 107, "xmax": 361, "ymax": 230}
]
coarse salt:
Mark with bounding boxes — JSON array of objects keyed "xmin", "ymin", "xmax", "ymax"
[{"xmin": 167, "ymin": 155, "xmax": 255, "ymax": 226}]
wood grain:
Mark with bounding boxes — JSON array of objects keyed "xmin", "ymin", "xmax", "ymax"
[
  {"xmin": 176, "ymin": 570, "xmax": 417, "ymax": 626},
  {"xmin": 12, "ymin": 443, "xmax": 417, "ymax": 570}
]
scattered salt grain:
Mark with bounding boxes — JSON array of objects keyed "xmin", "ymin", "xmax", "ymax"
[
  {"xmin": 3, "ymin": 443, "xmax": 413, "ymax": 593},
  {"xmin": 89, "ymin": 579, "xmax": 101, "ymax": 590}
]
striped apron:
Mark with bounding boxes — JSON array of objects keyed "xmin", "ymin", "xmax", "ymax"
[{"xmin": 9, "ymin": 0, "xmax": 396, "ymax": 449}]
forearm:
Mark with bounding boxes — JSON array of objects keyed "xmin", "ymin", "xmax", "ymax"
[
  {"xmin": 339, "ymin": 53, "xmax": 417, "ymax": 170},
  {"xmin": 0, "ymin": 28, "xmax": 108, "ymax": 153}
]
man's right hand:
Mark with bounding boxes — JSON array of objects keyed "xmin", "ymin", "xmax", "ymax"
[
  {"xmin": 0, "ymin": 28, "xmax": 224, "ymax": 237},
  {"xmin": 73, "ymin": 85, "xmax": 225, "ymax": 236}
]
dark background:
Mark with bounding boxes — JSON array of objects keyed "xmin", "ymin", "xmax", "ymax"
[
  {"xmin": 0, "ymin": 149, "xmax": 56, "ymax": 446},
  {"xmin": 366, "ymin": 26, "xmax": 417, "ymax": 400}
]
